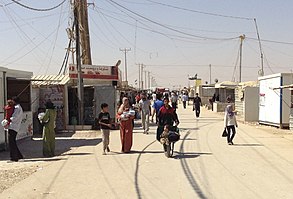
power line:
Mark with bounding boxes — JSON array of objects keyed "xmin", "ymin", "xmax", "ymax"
[
  {"xmin": 10, "ymin": 0, "xmax": 66, "ymax": 12},
  {"xmin": 98, "ymin": 6, "xmax": 240, "ymax": 42},
  {"xmin": 247, "ymin": 37, "xmax": 293, "ymax": 46},
  {"xmin": 144, "ymin": 0, "xmax": 253, "ymax": 20},
  {"xmin": 2, "ymin": 4, "xmax": 68, "ymax": 72},
  {"xmin": 94, "ymin": 4, "xmax": 253, "ymax": 35},
  {"xmin": 1, "ymin": 6, "xmax": 67, "ymax": 67},
  {"xmin": 44, "ymin": 2, "xmax": 65, "ymax": 74},
  {"xmin": 104, "ymin": 0, "xmax": 239, "ymax": 41},
  {"xmin": 120, "ymin": 48, "xmax": 131, "ymax": 82},
  {"xmin": 92, "ymin": 6, "xmax": 134, "ymax": 49}
]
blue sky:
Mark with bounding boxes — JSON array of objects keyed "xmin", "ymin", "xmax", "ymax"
[{"xmin": 0, "ymin": 0, "xmax": 293, "ymax": 88}]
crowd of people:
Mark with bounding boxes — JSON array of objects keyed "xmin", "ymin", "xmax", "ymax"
[
  {"xmin": 97, "ymin": 90, "xmax": 216, "ymax": 155},
  {"xmin": 1, "ymin": 91, "xmax": 238, "ymax": 160}
]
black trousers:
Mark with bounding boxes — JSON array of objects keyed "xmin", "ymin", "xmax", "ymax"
[
  {"xmin": 171, "ymin": 102, "xmax": 177, "ymax": 110},
  {"xmin": 183, "ymin": 101, "xmax": 187, "ymax": 109},
  {"xmin": 226, "ymin": 125, "xmax": 236, "ymax": 143},
  {"xmin": 195, "ymin": 106, "xmax": 200, "ymax": 117},
  {"xmin": 8, "ymin": 129, "xmax": 23, "ymax": 161}
]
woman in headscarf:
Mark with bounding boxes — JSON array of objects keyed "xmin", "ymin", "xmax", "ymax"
[
  {"xmin": 117, "ymin": 97, "xmax": 134, "ymax": 152},
  {"xmin": 40, "ymin": 100, "xmax": 57, "ymax": 157},
  {"xmin": 224, "ymin": 104, "xmax": 238, "ymax": 145}
]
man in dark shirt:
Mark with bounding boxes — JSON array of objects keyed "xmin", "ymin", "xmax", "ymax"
[
  {"xmin": 193, "ymin": 93, "xmax": 202, "ymax": 118},
  {"xmin": 98, "ymin": 103, "xmax": 112, "ymax": 155},
  {"xmin": 157, "ymin": 98, "xmax": 179, "ymax": 141}
]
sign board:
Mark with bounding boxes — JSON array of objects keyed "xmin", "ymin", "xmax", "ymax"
[
  {"xmin": 68, "ymin": 64, "xmax": 118, "ymax": 80},
  {"xmin": 39, "ymin": 86, "xmax": 65, "ymax": 130}
]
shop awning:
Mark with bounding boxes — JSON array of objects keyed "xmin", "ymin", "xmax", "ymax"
[{"xmin": 31, "ymin": 75, "xmax": 71, "ymax": 86}]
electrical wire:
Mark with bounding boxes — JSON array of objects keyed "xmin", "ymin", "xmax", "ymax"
[
  {"xmin": 247, "ymin": 37, "xmax": 293, "ymax": 46},
  {"xmin": 263, "ymin": 51, "xmax": 275, "ymax": 74},
  {"xmin": 44, "ymin": 2, "xmax": 65, "ymax": 74},
  {"xmin": 1, "ymin": 6, "xmax": 67, "ymax": 68},
  {"xmin": 144, "ymin": 0, "xmax": 253, "ymax": 20},
  {"xmin": 232, "ymin": 41, "xmax": 241, "ymax": 81},
  {"xmin": 104, "ymin": 0, "xmax": 239, "ymax": 41},
  {"xmin": 59, "ymin": 35, "xmax": 72, "ymax": 75},
  {"xmin": 10, "ymin": 0, "xmax": 67, "ymax": 12},
  {"xmin": 0, "ymin": 12, "xmax": 67, "ymax": 23},
  {"xmin": 1, "ymin": 6, "xmax": 45, "ymax": 65},
  {"xmin": 91, "ymin": 7, "xmax": 126, "ymax": 48},
  {"xmin": 95, "ymin": 4, "xmax": 239, "ymax": 49},
  {"xmin": 94, "ymin": 4, "xmax": 253, "ymax": 35},
  {"xmin": 88, "ymin": 13, "xmax": 121, "ymax": 49},
  {"xmin": 95, "ymin": 9, "xmax": 174, "ymax": 61}
]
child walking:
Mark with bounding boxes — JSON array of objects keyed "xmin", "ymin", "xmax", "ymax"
[{"xmin": 98, "ymin": 103, "xmax": 112, "ymax": 155}]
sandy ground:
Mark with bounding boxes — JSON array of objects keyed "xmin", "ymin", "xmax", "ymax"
[
  {"xmin": 1, "ymin": 108, "xmax": 293, "ymax": 195},
  {"xmin": 0, "ymin": 130, "xmax": 100, "ymax": 193}
]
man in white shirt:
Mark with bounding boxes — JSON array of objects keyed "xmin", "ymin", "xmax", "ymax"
[
  {"xmin": 181, "ymin": 93, "xmax": 188, "ymax": 109},
  {"xmin": 8, "ymin": 97, "xmax": 24, "ymax": 162},
  {"xmin": 139, "ymin": 93, "xmax": 151, "ymax": 134}
]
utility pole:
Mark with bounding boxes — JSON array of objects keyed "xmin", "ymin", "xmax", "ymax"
[
  {"xmin": 209, "ymin": 64, "xmax": 211, "ymax": 84},
  {"xmin": 144, "ymin": 71, "xmax": 147, "ymax": 90},
  {"xmin": 254, "ymin": 18, "xmax": 264, "ymax": 76},
  {"xmin": 75, "ymin": 0, "xmax": 92, "ymax": 65},
  {"xmin": 74, "ymin": 2, "xmax": 84, "ymax": 125},
  {"xmin": 141, "ymin": 64, "xmax": 145, "ymax": 90},
  {"xmin": 120, "ymin": 48, "xmax": 131, "ymax": 82},
  {"xmin": 138, "ymin": 64, "xmax": 141, "ymax": 90},
  {"xmin": 239, "ymin": 34, "xmax": 245, "ymax": 83},
  {"xmin": 137, "ymin": 63, "xmax": 143, "ymax": 90},
  {"xmin": 148, "ymin": 71, "xmax": 151, "ymax": 90}
]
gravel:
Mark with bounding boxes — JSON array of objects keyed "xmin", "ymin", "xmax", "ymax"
[{"xmin": 0, "ymin": 164, "xmax": 44, "ymax": 193}]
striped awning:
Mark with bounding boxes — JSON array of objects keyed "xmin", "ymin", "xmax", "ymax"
[{"xmin": 31, "ymin": 75, "xmax": 71, "ymax": 86}]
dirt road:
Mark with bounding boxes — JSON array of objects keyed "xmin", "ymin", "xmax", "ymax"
[{"xmin": 1, "ymin": 106, "xmax": 293, "ymax": 198}]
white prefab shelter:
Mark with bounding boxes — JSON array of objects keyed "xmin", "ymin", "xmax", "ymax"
[
  {"xmin": 235, "ymin": 81, "xmax": 259, "ymax": 122},
  {"xmin": 258, "ymin": 73, "xmax": 293, "ymax": 128},
  {"xmin": 0, "ymin": 67, "xmax": 33, "ymax": 150}
]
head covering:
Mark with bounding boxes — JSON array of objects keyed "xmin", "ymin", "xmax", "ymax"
[
  {"xmin": 45, "ymin": 100, "xmax": 55, "ymax": 109},
  {"xmin": 118, "ymin": 97, "xmax": 129, "ymax": 114},
  {"xmin": 226, "ymin": 105, "xmax": 234, "ymax": 117}
]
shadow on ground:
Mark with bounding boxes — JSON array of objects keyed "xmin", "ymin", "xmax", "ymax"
[
  {"xmin": 174, "ymin": 152, "xmax": 213, "ymax": 159},
  {"xmin": 0, "ymin": 133, "xmax": 102, "ymax": 161}
]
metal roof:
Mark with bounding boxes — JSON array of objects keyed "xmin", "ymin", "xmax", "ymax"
[
  {"xmin": 215, "ymin": 81, "xmax": 238, "ymax": 89},
  {"xmin": 31, "ymin": 75, "xmax": 71, "ymax": 86}
]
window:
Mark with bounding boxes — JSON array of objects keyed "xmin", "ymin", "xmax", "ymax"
[{"xmin": 7, "ymin": 79, "xmax": 31, "ymax": 111}]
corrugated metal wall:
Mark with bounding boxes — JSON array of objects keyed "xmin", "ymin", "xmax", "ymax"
[{"xmin": 235, "ymin": 87, "xmax": 244, "ymax": 116}]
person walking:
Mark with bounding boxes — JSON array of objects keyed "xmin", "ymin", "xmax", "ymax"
[
  {"xmin": 7, "ymin": 96, "xmax": 24, "ymax": 162},
  {"xmin": 40, "ymin": 100, "xmax": 57, "ymax": 157},
  {"xmin": 193, "ymin": 93, "xmax": 202, "ymax": 118},
  {"xmin": 98, "ymin": 103, "xmax": 112, "ymax": 155},
  {"xmin": 156, "ymin": 97, "xmax": 179, "ymax": 141},
  {"xmin": 224, "ymin": 104, "xmax": 238, "ymax": 145},
  {"xmin": 151, "ymin": 93, "xmax": 164, "ymax": 123},
  {"xmin": 117, "ymin": 97, "xmax": 135, "ymax": 153},
  {"xmin": 181, "ymin": 93, "xmax": 188, "ymax": 109},
  {"xmin": 139, "ymin": 93, "xmax": 151, "ymax": 134},
  {"xmin": 170, "ymin": 92, "xmax": 178, "ymax": 110}
]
